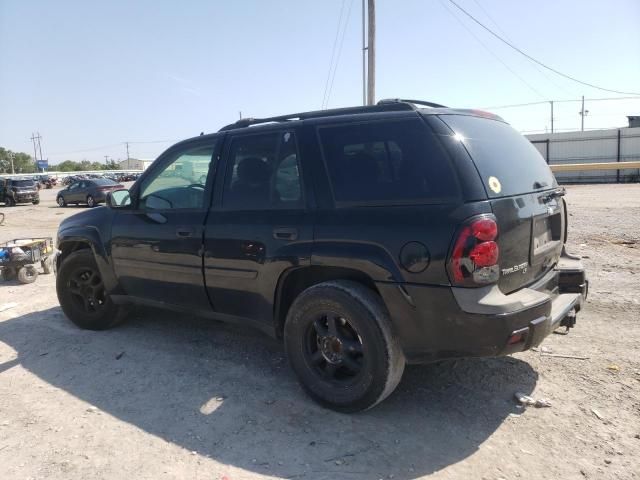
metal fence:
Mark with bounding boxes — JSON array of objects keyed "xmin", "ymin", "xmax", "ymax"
[{"xmin": 527, "ymin": 128, "xmax": 640, "ymax": 183}]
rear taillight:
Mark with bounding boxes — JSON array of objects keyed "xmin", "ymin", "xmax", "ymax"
[{"xmin": 448, "ymin": 215, "xmax": 500, "ymax": 286}]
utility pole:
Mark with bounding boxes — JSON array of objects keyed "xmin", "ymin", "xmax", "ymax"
[
  {"xmin": 104, "ymin": 155, "xmax": 109, "ymax": 164},
  {"xmin": 366, "ymin": 0, "xmax": 376, "ymax": 105},
  {"xmin": 36, "ymin": 132, "xmax": 43, "ymax": 162},
  {"xmin": 30, "ymin": 132, "xmax": 40, "ymax": 164},
  {"xmin": 550, "ymin": 101, "xmax": 554, "ymax": 134},
  {"xmin": 125, "ymin": 142, "xmax": 130, "ymax": 161},
  {"xmin": 579, "ymin": 95, "xmax": 589, "ymax": 132},
  {"xmin": 9, "ymin": 152, "xmax": 15, "ymax": 174},
  {"xmin": 361, "ymin": 0, "xmax": 366, "ymax": 106}
]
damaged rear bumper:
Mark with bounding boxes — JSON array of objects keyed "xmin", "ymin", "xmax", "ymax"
[{"xmin": 376, "ymin": 248, "xmax": 587, "ymax": 364}]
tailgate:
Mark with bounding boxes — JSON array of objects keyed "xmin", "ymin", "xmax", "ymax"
[{"xmin": 491, "ymin": 191, "xmax": 564, "ymax": 293}]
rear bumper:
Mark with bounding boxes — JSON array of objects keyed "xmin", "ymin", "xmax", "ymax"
[
  {"xmin": 377, "ymin": 250, "xmax": 587, "ymax": 364},
  {"xmin": 92, "ymin": 192, "xmax": 108, "ymax": 202}
]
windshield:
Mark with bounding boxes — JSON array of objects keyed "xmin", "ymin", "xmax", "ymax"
[
  {"xmin": 438, "ymin": 115, "xmax": 557, "ymax": 198},
  {"xmin": 12, "ymin": 180, "xmax": 36, "ymax": 187}
]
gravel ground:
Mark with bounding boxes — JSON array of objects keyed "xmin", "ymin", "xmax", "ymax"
[{"xmin": 0, "ymin": 184, "xmax": 639, "ymax": 480}]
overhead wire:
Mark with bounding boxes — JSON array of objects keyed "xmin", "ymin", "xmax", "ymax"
[
  {"xmin": 439, "ymin": 0, "xmax": 547, "ymax": 100},
  {"xmin": 448, "ymin": 0, "xmax": 640, "ymax": 96},
  {"xmin": 469, "ymin": 0, "xmax": 575, "ymax": 97},
  {"xmin": 321, "ymin": 0, "xmax": 347, "ymax": 109},
  {"xmin": 325, "ymin": 0, "xmax": 355, "ymax": 109}
]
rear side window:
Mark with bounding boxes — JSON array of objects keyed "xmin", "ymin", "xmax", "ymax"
[
  {"xmin": 438, "ymin": 115, "xmax": 557, "ymax": 198},
  {"xmin": 318, "ymin": 119, "xmax": 459, "ymax": 205}
]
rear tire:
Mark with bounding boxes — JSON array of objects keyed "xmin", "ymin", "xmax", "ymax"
[
  {"xmin": 57, "ymin": 196, "xmax": 66, "ymax": 207},
  {"xmin": 56, "ymin": 249, "xmax": 127, "ymax": 330},
  {"xmin": 4, "ymin": 196, "xmax": 15, "ymax": 207},
  {"xmin": 1, "ymin": 267, "xmax": 17, "ymax": 281},
  {"xmin": 284, "ymin": 280, "xmax": 405, "ymax": 412},
  {"xmin": 17, "ymin": 266, "xmax": 38, "ymax": 284}
]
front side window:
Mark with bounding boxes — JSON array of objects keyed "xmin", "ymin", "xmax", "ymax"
[
  {"xmin": 223, "ymin": 131, "xmax": 303, "ymax": 210},
  {"xmin": 318, "ymin": 119, "xmax": 459, "ymax": 205},
  {"xmin": 139, "ymin": 142, "xmax": 216, "ymax": 210}
]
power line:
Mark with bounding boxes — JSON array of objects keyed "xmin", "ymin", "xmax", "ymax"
[
  {"xmin": 482, "ymin": 95, "xmax": 640, "ymax": 110},
  {"xmin": 468, "ymin": 0, "xmax": 575, "ymax": 97},
  {"xmin": 448, "ymin": 0, "xmax": 640, "ymax": 96},
  {"xmin": 49, "ymin": 139, "xmax": 178, "ymax": 156},
  {"xmin": 321, "ymin": 0, "xmax": 347, "ymax": 109},
  {"xmin": 481, "ymin": 100, "xmax": 550, "ymax": 110},
  {"xmin": 439, "ymin": 0, "xmax": 546, "ymax": 100},
  {"xmin": 326, "ymin": 0, "xmax": 355, "ymax": 109}
]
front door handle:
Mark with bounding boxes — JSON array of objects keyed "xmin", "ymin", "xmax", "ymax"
[{"xmin": 273, "ymin": 227, "xmax": 298, "ymax": 241}]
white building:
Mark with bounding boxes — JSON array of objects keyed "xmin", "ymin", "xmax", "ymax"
[
  {"xmin": 118, "ymin": 158, "xmax": 153, "ymax": 171},
  {"xmin": 526, "ymin": 119, "xmax": 640, "ymax": 183}
]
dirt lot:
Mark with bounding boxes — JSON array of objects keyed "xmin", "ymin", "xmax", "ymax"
[{"xmin": 1, "ymin": 184, "xmax": 639, "ymax": 480}]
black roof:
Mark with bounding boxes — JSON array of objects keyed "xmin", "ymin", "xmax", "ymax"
[{"xmin": 216, "ymin": 99, "xmax": 503, "ymax": 133}]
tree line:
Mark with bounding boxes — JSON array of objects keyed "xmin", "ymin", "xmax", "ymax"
[{"xmin": 0, "ymin": 147, "xmax": 120, "ymax": 173}]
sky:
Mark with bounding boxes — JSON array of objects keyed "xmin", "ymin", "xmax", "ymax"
[{"xmin": 1, "ymin": 0, "xmax": 639, "ymax": 164}]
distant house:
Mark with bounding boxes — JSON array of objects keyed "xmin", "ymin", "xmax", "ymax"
[{"xmin": 118, "ymin": 158, "xmax": 153, "ymax": 171}]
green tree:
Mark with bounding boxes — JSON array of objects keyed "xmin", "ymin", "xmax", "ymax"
[
  {"xmin": 105, "ymin": 159, "xmax": 120, "ymax": 170},
  {"xmin": 56, "ymin": 160, "xmax": 81, "ymax": 172},
  {"xmin": 0, "ymin": 147, "xmax": 36, "ymax": 173}
]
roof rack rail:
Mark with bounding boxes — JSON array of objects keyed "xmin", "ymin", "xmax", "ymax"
[
  {"xmin": 377, "ymin": 98, "xmax": 448, "ymax": 108},
  {"xmin": 217, "ymin": 102, "xmax": 418, "ymax": 132}
]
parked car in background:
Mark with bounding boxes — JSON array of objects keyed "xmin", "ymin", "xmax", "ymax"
[
  {"xmin": 1, "ymin": 178, "xmax": 40, "ymax": 206},
  {"xmin": 56, "ymin": 178, "xmax": 124, "ymax": 207}
]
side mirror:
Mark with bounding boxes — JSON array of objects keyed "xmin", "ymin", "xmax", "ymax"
[{"xmin": 107, "ymin": 189, "xmax": 132, "ymax": 209}]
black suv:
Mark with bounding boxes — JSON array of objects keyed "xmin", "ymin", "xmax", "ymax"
[
  {"xmin": 55, "ymin": 100, "xmax": 587, "ymax": 412},
  {"xmin": 1, "ymin": 178, "xmax": 40, "ymax": 206}
]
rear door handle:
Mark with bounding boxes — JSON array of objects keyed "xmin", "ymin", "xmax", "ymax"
[
  {"xmin": 176, "ymin": 228, "xmax": 194, "ymax": 238},
  {"xmin": 273, "ymin": 227, "xmax": 298, "ymax": 241}
]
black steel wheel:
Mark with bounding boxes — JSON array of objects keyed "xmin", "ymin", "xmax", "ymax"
[
  {"xmin": 56, "ymin": 249, "xmax": 127, "ymax": 330},
  {"xmin": 285, "ymin": 280, "xmax": 405, "ymax": 412}
]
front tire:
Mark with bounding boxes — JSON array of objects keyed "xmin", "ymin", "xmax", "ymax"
[
  {"xmin": 86, "ymin": 195, "xmax": 95, "ymax": 207},
  {"xmin": 56, "ymin": 249, "xmax": 126, "ymax": 330},
  {"xmin": 57, "ymin": 196, "xmax": 66, "ymax": 207},
  {"xmin": 4, "ymin": 196, "xmax": 15, "ymax": 207},
  {"xmin": 284, "ymin": 280, "xmax": 405, "ymax": 412}
]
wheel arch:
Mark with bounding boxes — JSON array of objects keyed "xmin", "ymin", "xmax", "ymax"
[
  {"xmin": 57, "ymin": 228, "xmax": 120, "ymax": 293},
  {"xmin": 273, "ymin": 265, "xmax": 381, "ymax": 338}
]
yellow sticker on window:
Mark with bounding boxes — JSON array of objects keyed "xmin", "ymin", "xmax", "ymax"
[{"xmin": 488, "ymin": 176, "xmax": 501, "ymax": 194}]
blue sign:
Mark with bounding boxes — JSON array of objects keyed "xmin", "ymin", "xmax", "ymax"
[{"xmin": 36, "ymin": 160, "xmax": 48, "ymax": 169}]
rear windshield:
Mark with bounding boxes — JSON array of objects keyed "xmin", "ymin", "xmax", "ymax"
[
  {"xmin": 12, "ymin": 180, "xmax": 35, "ymax": 187},
  {"xmin": 318, "ymin": 118, "xmax": 459, "ymax": 205},
  {"xmin": 92, "ymin": 178, "xmax": 118, "ymax": 186},
  {"xmin": 438, "ymin": 115, "xmax": 556, "ymax": 198}
]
